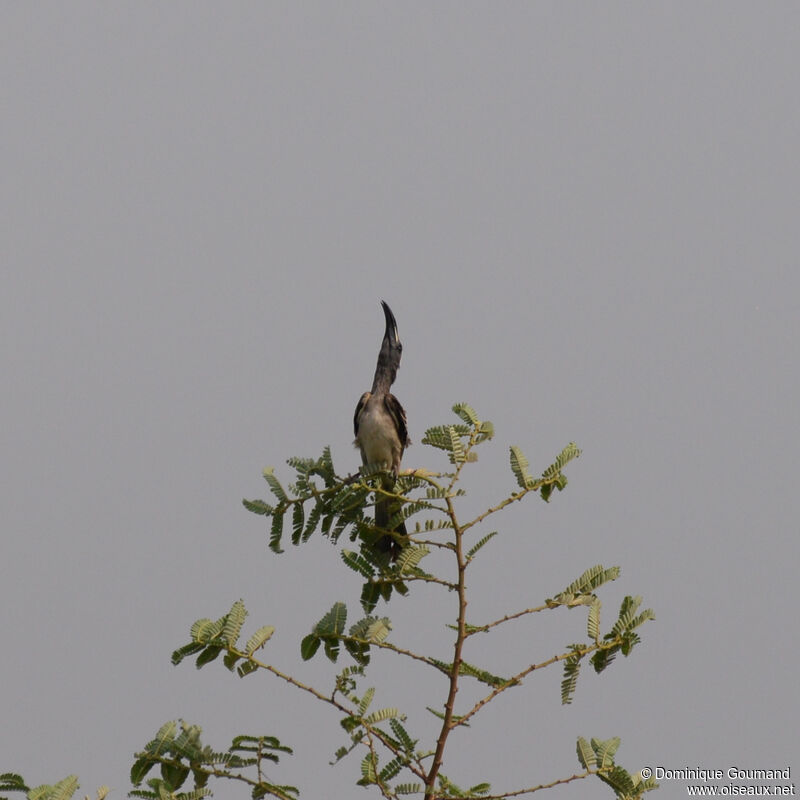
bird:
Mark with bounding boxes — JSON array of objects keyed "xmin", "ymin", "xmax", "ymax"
[{"xmin": 354, "ymin": 300, "xmax": 409, "ymax": 558}]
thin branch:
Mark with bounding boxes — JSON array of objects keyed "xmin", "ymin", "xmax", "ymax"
[
  {"xmin": 454, "ymin": 637, "xmax": 625, "ymax": 729},
  {"xmin": 256, "ymin": 737, "xmax": 265, "ymax": 786},
  {"xmin": 479, "ymin": 769, "xmax": 610, "ymax": 798},
  {"xmin": 364, "ymin": 730, "xmax": 395, "ymax": 799},
  {"xmin": 357, "ymin": 721, "xmax": 427, "ymax": 783},
  {"xmin": 402, "ymin": 467, "xmax": 452, "ymax": 487},
  {"xmin": 405, "ymin": 537, "xmax": 455, "ymax": 551},
  {"xmin": 373, "ymin": 484, "xmax": 445, "ymax": 513},
  {"xmin": 461, "ymin": 473, "xmax": 564, "ymax": 535},
  {"xmin": 342, "ymin": 636, "xmax": 437, "ymax": 669},
  {"xmin": 425, "ymin": 479, "xmax": 470, "ymax": 795},
  {"xmin": 466, "ymin": 604, "xmax": 552, "ymax": 635},
  {"xmin": 371, "ymin": 573, "xmax": 458, "ymax": 591},
  {"xmin": 444, "ymin": 429, "xmax": 476, "ymax": 495},
  {"xmin": 230, "ymin": 647, "xmax": 428, "ymax": 783},
  {"xmin": 460, "ymin": 488, "xmax": 532, "ymax": 534}
]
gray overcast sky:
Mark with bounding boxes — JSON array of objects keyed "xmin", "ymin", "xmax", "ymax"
[{"xmin": 2, "ymin": 4, "xmax": 797, "ymax": 799}]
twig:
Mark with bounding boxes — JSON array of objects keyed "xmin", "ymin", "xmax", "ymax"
[
  {"xmin": 460, "ymin": 474, "xmax": 563, "ymax": 535},
  {"xmin": 342, "ymin": 636, "xmax": 437, "ymax": 669},
  {"xmin": 478, "ymin": 769, "xmax": 609, "ymax": 798},
  {"xmin": 467, "ymin": 604, "xmax": 552, "ymax": 635},
  {"xmin": 455, "ymin": 638, "xmax": 624, "ymax": 729}
]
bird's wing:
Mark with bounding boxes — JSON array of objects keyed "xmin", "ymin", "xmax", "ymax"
[
  {"xmin": 384, "ymin": 393, "xmax": 409, "ymax": 451},
  {"xmin": 354, "ymin": 392, "xmax": 370, "ymax": 438}
]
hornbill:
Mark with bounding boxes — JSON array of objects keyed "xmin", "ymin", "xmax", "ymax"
[{"xmin": 354, "ymin": 301, "xmax": 409, "ymax": 558}]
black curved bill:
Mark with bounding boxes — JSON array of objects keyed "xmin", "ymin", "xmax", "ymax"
[{"xmin": 380, "ymin": 300, "xmax": 399, "ymax": 345}]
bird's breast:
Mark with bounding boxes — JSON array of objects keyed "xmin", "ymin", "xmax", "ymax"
[{"xmin": 356, "ymin": 402, "xmax": 400, "ymax": 469}]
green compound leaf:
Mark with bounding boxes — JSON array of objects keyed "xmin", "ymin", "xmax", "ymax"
[
  {"xmin": 245, "ymin": 625, "xmax": 275, "ymax": 655},
  {"xmin": 466, "ymin": 531, "xmax": 498, "ymax": 561},
  {"xmin": 509, "ymin": 445, "xmax": 533, "ymax": 489},
  {"xmin": 222, "ymin": 600, "xmax": 247, "ymax": 647},
  {"xmin": 28, "ymin": 776, "xmax": 80, "ymax": 800},
  {"xmin": 561, "ymin": 645, "xmax": 584, "ymax": 705},
  {"xmin": 452, "ymin": 402, "xmax": 479, "ymax": 425},
  {"xmin": 576, "ymin": 736, "xmax": 596, "ymax": 769},
  {"xmin": 262, "ymin": 467, "xmax": 288, "ymax": 502}
]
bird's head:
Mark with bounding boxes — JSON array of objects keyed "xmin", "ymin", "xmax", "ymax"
[{"xmin": 373, "ymin": 300, "xmax": 403, "ymax": 389}]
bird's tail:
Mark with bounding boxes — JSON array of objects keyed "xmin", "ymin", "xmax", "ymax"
[{"xmin": 375, "ymin": 495, "xmax": 406, "ymax": 561}]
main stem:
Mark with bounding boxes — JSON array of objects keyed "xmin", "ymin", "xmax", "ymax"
[{"xmin": 425, "ymin": 495, "xmax": 467, "ymax": 797}]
